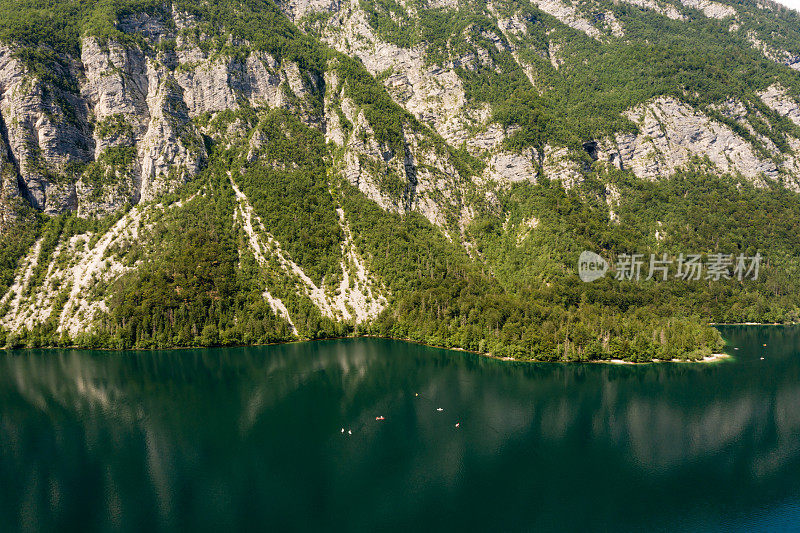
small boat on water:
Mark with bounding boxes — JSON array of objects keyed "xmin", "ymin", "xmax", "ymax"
[{"xmin": 376, "ymin": 416, "xmax": 385, "ymax": 421}]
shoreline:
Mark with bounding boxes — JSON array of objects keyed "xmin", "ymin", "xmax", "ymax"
[
  {"xmin": 4, "ymin": 333, "xmax": 734, "ymax": 365},
  {"xmin": 710, "ymin": 322, "xmax": 792, "ymax": 326},
  {"xmin": 357, "ymin": 336, "xmax": 734, "ymax": 365},
  {"xmin": 599, "ymin": 353, "xmax": 731, "ymax": 365}
]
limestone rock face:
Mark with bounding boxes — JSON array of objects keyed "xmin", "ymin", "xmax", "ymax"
[
  {"xmin": 1, "ymin": 0, "xmax": 800, "ymax": 229},
  {"xmin": 315, "ymin": 0, "xmax": 482, "ymax": 147},
  {"xmin": 528, "ymin": 0, "xmax": 603, "ymax": 40},
  {"xmin": 680, "ymin": 0, "xmax": 736, "ymax": 19},
  {"xmin": 0, "ymin": 45, "xmax": 91, "ymax": 215},
  {"xmin": 138, "ymin": 74, "xmax": 206, "ymax": 202},
  {"xmin": 0, "ymin": 4, "xmax": 329, "ymax": 218},
  {"xmin": 78, "ymin": 32, "xmax": 212, "ymax": 213},
  {"xmin": 483, "ymin": 151, "xmax": 538, "ymax": 183},
  {"xmin": 759, "ymin": 85, "xmax": 800, "ymax": 127},
  {"xmin": 0, "ymin": 129, "xmax": 21, "ymax": 230},
  {"xmin": 618, "ymin": 0, "xmax": 685, "ymax": 21},
  {"xmin": 615, "ymin": 97, "xmax": 779, "ymax": 184},
  {"xmin": 331, "ymin": 94, "xmax": 461, "ymax": 227},
  {"xmin": 281, "ymin": 0, "xmax": 343, "ymax": 21}
]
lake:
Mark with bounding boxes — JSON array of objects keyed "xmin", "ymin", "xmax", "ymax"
[{"xmin": 1, "ymin": 327, "xmax": 799, "ymax": 532}]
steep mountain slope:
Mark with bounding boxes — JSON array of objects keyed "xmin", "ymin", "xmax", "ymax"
[{"xmin": 2, "ymin": 0, "xmax": 800, "ymax": 360}]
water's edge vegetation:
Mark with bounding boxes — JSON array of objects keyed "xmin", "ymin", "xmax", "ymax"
[{"xmin": 0, "ymin": 329, "xmax": 740, "ymax": 363}]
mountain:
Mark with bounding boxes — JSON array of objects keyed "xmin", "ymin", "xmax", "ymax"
[{"xmin": 1, "ymin": 0, "xmax": 800, "ymax": 360}]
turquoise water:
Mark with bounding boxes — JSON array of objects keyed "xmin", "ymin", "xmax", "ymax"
[{"xmin": 1, "ymin": 327, "xmax": 799, "ymax": 531}]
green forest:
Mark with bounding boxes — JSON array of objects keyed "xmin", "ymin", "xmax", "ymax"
[{"xmin": 2, "ymin": 0, "xmax": 800, "ymax": 362}]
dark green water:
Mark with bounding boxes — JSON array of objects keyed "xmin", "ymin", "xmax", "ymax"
[{"xmin": 1, "ymin": 327, "xmax": 799, "ymax": 532}]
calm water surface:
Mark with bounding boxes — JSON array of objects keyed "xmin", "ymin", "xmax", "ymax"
[{"xmin": 1, "ymin": 327, "xmax": 800, "ymax": 532}]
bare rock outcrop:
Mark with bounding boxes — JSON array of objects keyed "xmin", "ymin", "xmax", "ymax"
[
  {"xmin": 138, "ymin": 74, "xmax": 206, "ymax": 202},
  {"xmin": 616, "ymin": 97, "xmax": 778, "ymax": 183},
  {"xmin": 0, "ymin": 4, "xmax": 332, "ymax": 218},
  {"xmin": 759, "ymin": 84, "xmax": 800, "ymax": 127},
  {"xmin": 317, "ymin": 0, "xmax": 482, "ymax": 147},
  {"xmin": 0, "ymin": 125, "xmax": 21, "ymax": 229},
  {"xmin": 617, "ymin": 0, "xmax": 685, "ymax": 20},
  {"xmin": 680, "ymin": 0, "xmax": 736, "ymax": 19},
  {"xmin": 325, "ymin": 67, "xmax": 467, "ymax": 229},
  {"xmin": 0, "ymin": 45, "xmax": 91, "ymax": 215}
]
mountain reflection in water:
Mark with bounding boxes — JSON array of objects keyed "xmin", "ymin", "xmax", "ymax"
[{"xmin": 1, "ymin": 327, "xmax": 799, "ymax": 532}]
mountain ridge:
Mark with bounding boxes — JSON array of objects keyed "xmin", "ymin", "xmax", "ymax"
[{"xmin": 1, "ymin": 0, "xmax": 800, "ymax": 360}]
